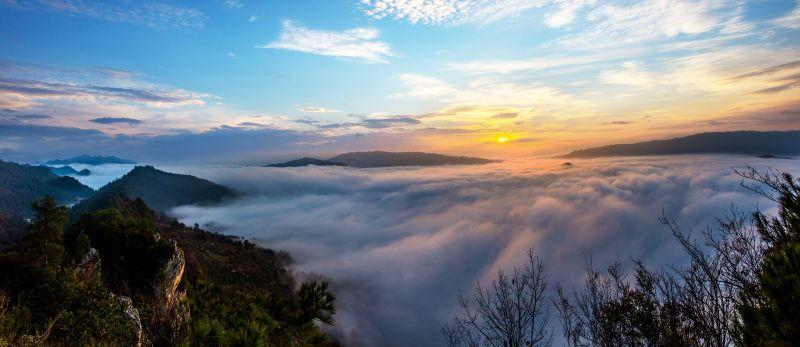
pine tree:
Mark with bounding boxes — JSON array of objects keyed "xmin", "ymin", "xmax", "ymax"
[
  {"xmin": 21, "ymin": 196, "xmax": 69, "ymax": 269},
  {"xmin": 735, "ymin": 173, "xmax": 800, "ymax": 346}
]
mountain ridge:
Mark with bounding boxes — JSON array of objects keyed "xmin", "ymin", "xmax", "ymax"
[
  {"xmin": 563, "ymin": 131, "xmax": 800, "ymax": 158},
  {"xmin": 0, "ymin": 160, "xmax": 93, "ymax": 217},
  {"xmin": 71, "ymin": 165, "xmax": 238, "ymax": 215},
  {"xmin": 328, "ymin": 151, "xmax": 496, "ymax": 168},
  {"xmin": 265, "ymin": 157, "xmax": 347, "ymax": 168},
  {"xmin": 46, "ymin": 154, "xmax": 137, "ymax": 165}
]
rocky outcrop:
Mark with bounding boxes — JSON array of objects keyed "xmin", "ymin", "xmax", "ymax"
[
  {"xmin": 158, "ymin": 240, "xmax": 185, "ymax": 302},
  {"xmin": 112, "ymin": 294, "xmax": 143, "ymax": 346},
  {"xmin": 73, "ymin": 248, "xmax": 101, "ymax": 284}
]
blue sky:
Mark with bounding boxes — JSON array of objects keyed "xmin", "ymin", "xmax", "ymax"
[{"xmin": 1, "ymin": 0, "xmax": 799, "ymax": 162}]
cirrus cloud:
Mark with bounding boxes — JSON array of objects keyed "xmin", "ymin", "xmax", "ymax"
[{"xmin": 259, "ymin": 20, "xmax": 394, "ymax": 64}]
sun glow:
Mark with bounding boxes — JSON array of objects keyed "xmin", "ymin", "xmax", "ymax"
[{"xmin": 497, "ymin": 137, "xmax": 508, "ymax": 143}]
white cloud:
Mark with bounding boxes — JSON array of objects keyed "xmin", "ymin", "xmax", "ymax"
[
  {"xmin": 227, "ymin": 52, "xmax": 238, "ymax": 59},
  {"xmin": 392, "ymin": 74, "xmax": 456, "ymax": 98},
  {"xmin": 358, "ymin": 0, "xmax": 546, "ymax": 25},
  {"xmin": 299, "ymin": 106, "xmax": 339, "ymax": 113},
  {"xmin": 259, "ymin": 20, "xmax": 394, "ymax": 64},
  {"xmin": 446, "ymin": 53, "xmax": 620, "ymax": 74},
  {"xmin": 558, "ymin": 0, "xmax": 731, "ymax": 49},
  {"xmin": 544, "ymin": 0, "xmax": 595, "ymax": 28},
  {"xmin": 773, "ymin": 1, "xmax": 800, "ymax": 29},
  {"xmin": 392, "ymin": 72, "xmax": 594, "ymax": 120},
  {"xmin": 3, "ymin": 0, "xmax": 207, "ymax": 29},
  {"xmin": 249, "ymin": 15, "xmax": 258, "ymax": 22},
  {"xmin": 223, "ymin": 0, "xmax": 243, "ymax": 8},
  {"xmin": 600, "ymin": 61, "xmax": 660, "ymax": 88}
]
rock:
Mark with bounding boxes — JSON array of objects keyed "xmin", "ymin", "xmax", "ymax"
[
  {"xmin": 158, "ymin": 240, "xmax": 185, "ymax": 302},
  {"xmin": 74, "ymin": 248, "xmax": 101, "ymax": 284},
  {"xmin": 111, "ymin": 294, "xmax": 143, "ymax": 347}
]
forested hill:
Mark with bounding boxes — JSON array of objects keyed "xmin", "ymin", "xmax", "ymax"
[
  {"xmin": 0, "ymin": 160, "xmax": 93, "ymax": 216},
  {"xmin": 329, "ymin": 151, "xmax": 496, "ymax": 168},
  {"xmin": 0, "ymin": 193, "xmax": 337, "ymax": 345},
  {"xmin": 563, "ymin": 130, "xmax": 800, "ymax": 158},
  {"xmin": 72, "ymin": 165, "xmax": 238, "ymax": 215}
]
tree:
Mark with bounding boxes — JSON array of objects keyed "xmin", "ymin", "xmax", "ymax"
[
  {"xmin": 21, "ymin": 196, "xmax": 68, "ymax": 268},
  {"xmin": 442, "ymin": 248, "xmax": 552, "ymax": 347},
  {"xmin": 733, "ymin": 168, "xmax": 800, "ymax": 346}
]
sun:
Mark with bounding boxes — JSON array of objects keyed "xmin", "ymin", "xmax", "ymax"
[{"xmin": 497, "ymin": 137, "xmax": 508, "ymax": 143}]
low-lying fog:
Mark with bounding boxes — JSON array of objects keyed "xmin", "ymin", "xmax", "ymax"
[{"xmin": 163, "ymin": 157, "xmax": 797, "ymax": 346}]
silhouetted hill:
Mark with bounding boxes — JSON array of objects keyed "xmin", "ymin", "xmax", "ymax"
[
  {"xmin": 46, "ymin": 154, "xmax": 137, "ymax": 165},
  {"xmin": 43, "ymin": 165, "xmax": 91, "ymax": 176},
  {"xmin": 329, "ymin": 151, "xmax": 496, "ymax": 168},
  {"xmin": 72, "ymin": 166, "xmax": 237, "ymax": 215},
  {"xmin": 563, "ymin": 131, "xmax": 800, "ymax": 158},
  {"xmin": 265, "ymin": 157, "xmax": 347, "ymax": 167},
  {"xmin": 0, "ymin": 160, "xmax": 93, "ymax": 217}
]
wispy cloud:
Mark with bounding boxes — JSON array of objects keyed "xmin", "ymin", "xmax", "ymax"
[
  {"xmin": 544, "ymin": 0, "xmax": 595, "ymax": 28},
  {"xmin": 446, "ymin": 54, "xmax": 619, "ymax": 74},
  {"xmin": 93, "ymin": 66, "xmax": 137, "ymax": 79},
  {"xmin": 773, "ymin": 1, "xmax": 800, "ymax": 29},
  {"xmin": 259, "ymin": 20, "xmax": 394, "ymax": 64},
  {"xmin": 222, "ymin": 0, "xmax": 243, "ymax": 9},
  {"xmin": 600, "ymin": 61, "xmax": 659, "ymax": 88},
  {"xmin": 557, "ymin": 0, "xmax": 731, "ymax": 49},
  {"xmin": 392, "ymin": 74, "xmax": 456, "ymax": 98},
  {"xmin": 299, "ymin": 106, "xmax": 338, "ymax": 113},
  {"xmin": 358, "ymin": 0, "xmax": 546, "ymax": 25},
  {"xmin": 89, "ymin": 117, "xmax": 143, "ymax": 125},
  {"xmin": 732, "ymin": 61, "xmax": 800, "ymax": 80},
  {"xmin": 3, "ymin": 0, "xmax": 207, "ymax": 29},
  {"xmin": 0, "ymin": 77, "xmax": 206, "ymax": 107}
]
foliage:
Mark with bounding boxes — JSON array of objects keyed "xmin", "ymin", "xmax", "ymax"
[
  {"xmin": 0, "ymin": 197, "xmax": 130, "ymax": 346},
  {"xmin": 0, "ymin": 195, "xmax": 338, "ymax": 346},
  {"xmin": 733, "ymin": 169, "xmax": 800, "ymax": 346}
]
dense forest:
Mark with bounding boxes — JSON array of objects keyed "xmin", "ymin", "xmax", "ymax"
[{"xmin": 0, "ymin": 195, "xmax": 337, "ymax": 346}]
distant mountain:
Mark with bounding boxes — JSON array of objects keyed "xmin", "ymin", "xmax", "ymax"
[
  {"xmin": 0, "ymin": 160, "xmax": 94, "ymax": 217},
  {"xmin": 43, "ymin": 165, "xmax": 91, "ymax": 176},
  {"xmin": 265, "ymin": 157, "xmax": 347, "ymax": 168},
  {"xmin": 72, "ymin": 165, "xmax": 237, "ymax": 214},
  {"xmin": 563, "ymin": 131, "xmax": 800, "ymax": 158},
  {"xmin": 328, "ymin": 151, "xmax": 496, "ymax": 168},
  {"xmin": 46, "ymin": 154, "xmax": 137, "ymax": 165}
]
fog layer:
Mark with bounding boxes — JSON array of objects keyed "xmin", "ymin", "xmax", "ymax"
[{"xmin": 171, "ymin": 156, "xmax": 800, "ymax": 346}]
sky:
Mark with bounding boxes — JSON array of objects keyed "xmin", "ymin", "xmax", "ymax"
[{"xmin": 1, "ymin": 0, "xmax": 800, "ymax": 163}]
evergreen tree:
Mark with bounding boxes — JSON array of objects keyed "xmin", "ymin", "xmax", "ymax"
[
  {"xmin": 735, "ymin": 173, "xmax": 800, "ymax": 346},
  {"xmin": 21, "ymin": 196, "xmax": 68, "ymax": 268}
]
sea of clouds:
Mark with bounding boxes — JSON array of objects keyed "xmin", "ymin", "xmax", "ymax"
[{"xmin": 169, "ymin": 156, "xmax": 800, "ymax": 346}]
